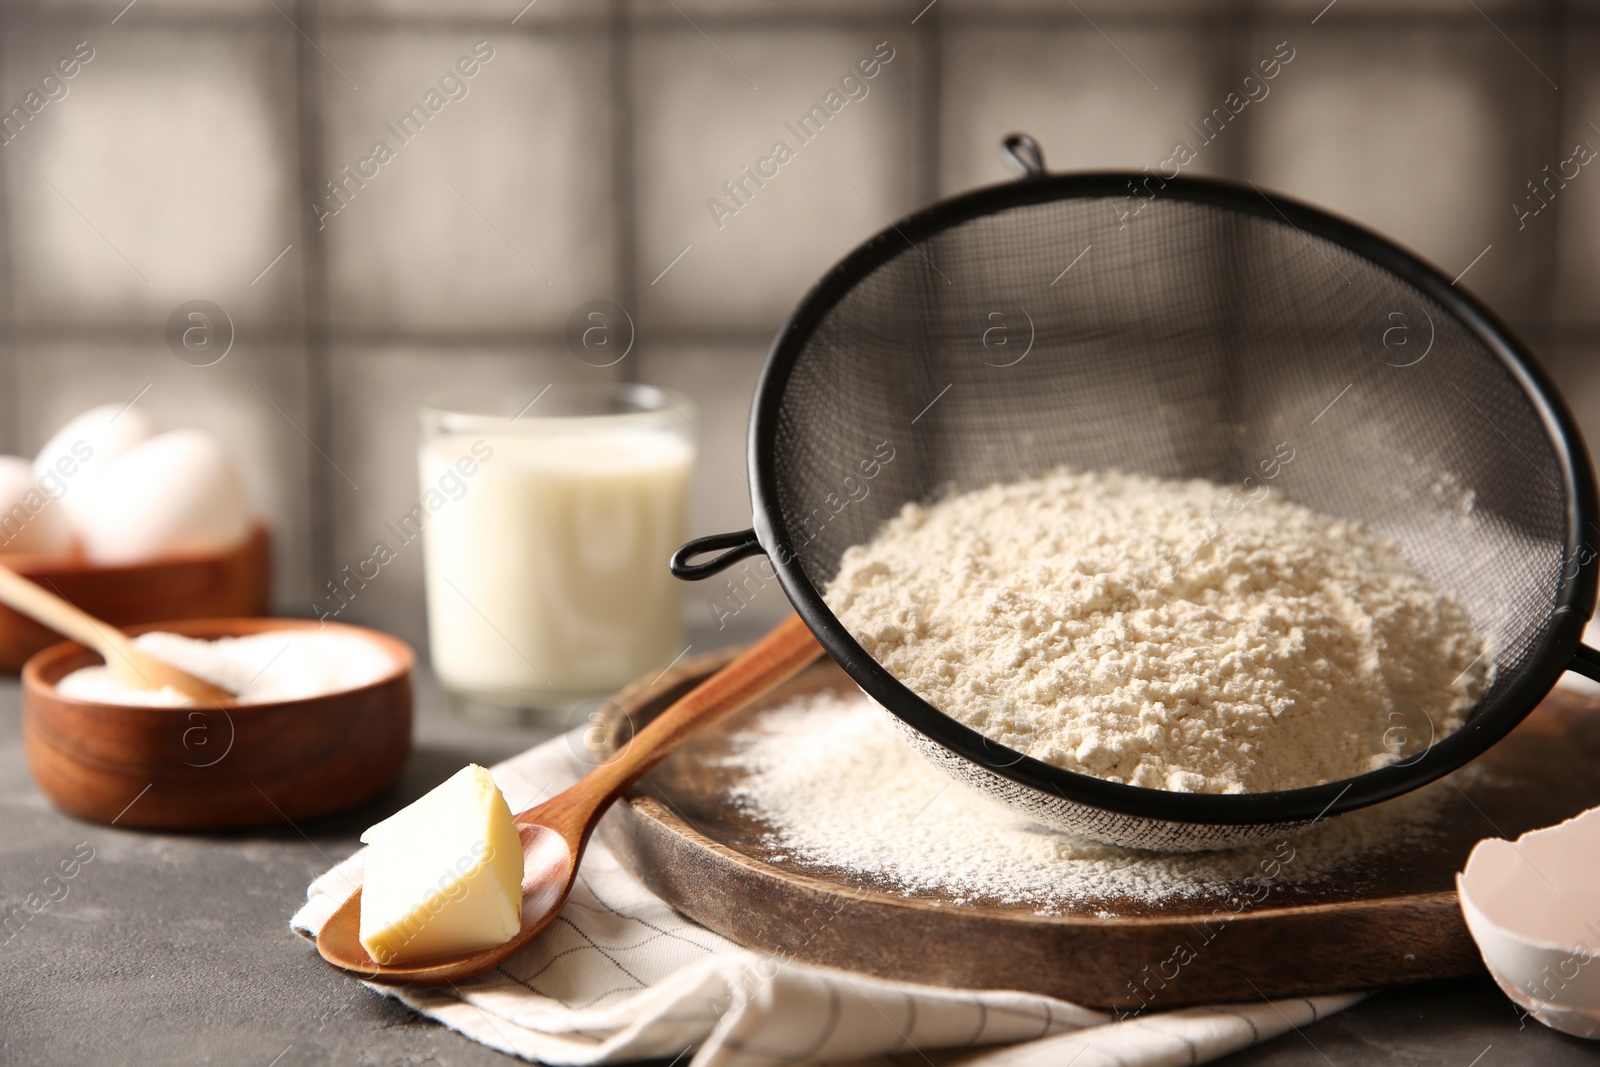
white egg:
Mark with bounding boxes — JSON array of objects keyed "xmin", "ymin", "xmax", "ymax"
[
  {"xmin": 0, "ymin": 456, "xmax": 72, "ymax": 556},
  {"xmin": 77, "ymin": 430, "xmax": 251, "ymax": 565},
  {"xmin": 1458, "ymin": 806, "xmax": 1600, "ymax": 1038},
  {"xmin": 32, "ymin": 402, "xmax": 157, "ymax": 534}
]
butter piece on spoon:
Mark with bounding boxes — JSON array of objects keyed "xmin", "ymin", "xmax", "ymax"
[{"xmin": 359, "ymin": 765, "xmax": 524, "ymax": 966}]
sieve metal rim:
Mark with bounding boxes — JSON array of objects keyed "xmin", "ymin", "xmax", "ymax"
[{"xmin": 675, "ymin": 166, "xmax": 1600, "ymax": 829}]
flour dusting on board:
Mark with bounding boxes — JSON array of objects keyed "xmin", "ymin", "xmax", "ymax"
[{"xmin": 724, "ymin": 690, "xmax": 1455, "ymax": 914}]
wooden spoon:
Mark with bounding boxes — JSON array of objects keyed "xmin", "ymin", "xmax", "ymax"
[
  {"xmin": 316, "ymin": 612, "xmax": 824, "ymax": 985},
  {"xmin": 0, "ymin": 564, "xmax": 235, "ymax": 704}
]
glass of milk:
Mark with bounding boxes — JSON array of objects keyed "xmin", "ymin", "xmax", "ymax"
[{"xmin": 417, "ymin": 383, "xmax": 696, "ymax": 719}]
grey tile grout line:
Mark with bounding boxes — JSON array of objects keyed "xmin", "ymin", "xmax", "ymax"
[
  {"xmin": 2, "ymin": 313, "xmax": 1594, "ymax": 349},
  {"xmin": 1535, "ymin": 2, "xmax": 1568, "ymax": 345},
  {"xmin": 0, "ymin": 323, "xmax": 792, "ymax": 348},
  {"xmin": 917, "ymin": 0, "xmax": 942, "ymax": 206},
  {"xmin": 0, "ymin": 0, "xmax": 17, "ymax": 457},
  {"xmin": 295, "ymin": 0, "xmax": 338, "ymax": 602},
  {"xmin": 6, "ymin": 318, "xmax": 1598, "ymax": 350},
  {"xmin": 613, "ymin": 0, "xmax": 641, "ymax": 386},
  {"xmin": 1222, "ymin": 0, "xmax": 1254, "ymax": 182},
  {"xmin": 54, "ymin": 7, "xmax": 1500, "ymax": 46},
  {"xmin": 0, "ymin": 7, "xmax": 1592, "ymax": 33}
]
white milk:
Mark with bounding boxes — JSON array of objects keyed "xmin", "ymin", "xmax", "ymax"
[{"xmin": 419, "ymin": 429, "xmax": 693, "ymax": 706}]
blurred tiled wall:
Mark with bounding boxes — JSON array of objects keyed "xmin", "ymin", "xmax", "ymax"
[{"xmin": 0, "ymin": 0, "xmax": 1594, "ymax": 651}]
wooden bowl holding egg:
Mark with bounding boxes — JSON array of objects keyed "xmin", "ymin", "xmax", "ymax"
[
  {"xmin": 0, "ymin": 524, "xmax": 271, "ymax": 672},
  {"xmin": 2, "ymin": 406, "xmax": 270, "ymax": 671},
  {"xmin": 20, "ymin": 617, "xmax": 413, "ymax": 831}
]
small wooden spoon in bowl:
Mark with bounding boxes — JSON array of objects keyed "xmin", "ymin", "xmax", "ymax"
[
  {"xmin": 0, "ymin": 564, "xmax": 235, "ymax": 704},
  {"xmin": 316, "ymin": 613, "xmax": 824, "ymax": 985}
]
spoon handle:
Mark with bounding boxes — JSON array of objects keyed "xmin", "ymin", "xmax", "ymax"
[
  {"xmin": 523, "ymin": 614, "xmax": 825, "ymax": 842},
  {"xmin": 0, "ymin": 563, "xmax": 126, "ymax": 660}
]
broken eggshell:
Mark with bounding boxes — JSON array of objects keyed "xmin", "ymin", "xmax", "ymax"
[{"xmin": 1457, "ymin": 806, "xmax": 1600, "ymax": 1038}]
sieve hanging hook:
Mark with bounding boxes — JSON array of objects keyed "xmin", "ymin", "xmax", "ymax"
[
  {"xmin": 670, "ymin": 528, "xmax": 765, "ymax": 580},
  {"xmin": 1000, "ymin": 133, "xmax": 1047, "ymax": 179},
  {"xmin": 1569, "ymin": 642, "xmax": 1600, "ymax": 683}
]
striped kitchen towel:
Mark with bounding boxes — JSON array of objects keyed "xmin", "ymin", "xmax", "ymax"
[{"xmin": 291, "ymin": 733, "xmax": 1360, "ymax": 1067}]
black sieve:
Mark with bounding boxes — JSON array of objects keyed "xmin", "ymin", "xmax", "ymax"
[{"xmin": 670, "ymin": 134, "xmax": 1600, "ymax": 852}]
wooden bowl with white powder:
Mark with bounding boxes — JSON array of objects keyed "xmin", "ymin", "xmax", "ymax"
[{"xmin": 20, "ymin": 617, "xmax": 413, "ymax": 830}]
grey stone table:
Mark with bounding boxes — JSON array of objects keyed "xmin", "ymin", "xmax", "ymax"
[{"xmin": 2, "ymin": 621, "xmax": 1595, "ymax": 1066}]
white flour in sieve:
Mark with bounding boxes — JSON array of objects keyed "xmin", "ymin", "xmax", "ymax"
[
  {"xmin": 724, "ymin": 690, "xmax": 1454, "ymax": 912},
  {"xmin": 825, "ymin": 467, "xmax": 1488, "ymax": 794}
]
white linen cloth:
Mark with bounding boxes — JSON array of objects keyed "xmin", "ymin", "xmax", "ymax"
[{"xmin": 291, "ymin": 733, "xmax": 1362, "ymax": 1067}]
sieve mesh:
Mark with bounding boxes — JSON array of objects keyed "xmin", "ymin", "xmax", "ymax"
[{"xmin": 726, "ymin": 165, "xmax": 1595, "ymax": 850}]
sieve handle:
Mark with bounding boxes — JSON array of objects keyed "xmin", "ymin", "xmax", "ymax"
[
  {"xmin": 670, "ymin": 529, "xmax": 765, "ymax": 580},
  {"xmin": 1569, "ymin": 643, "xmax": 1600, "ymax": 683},
  {"xmin": 1000, "ymin": 133, "xmax": 1047, "ymax": 178}
]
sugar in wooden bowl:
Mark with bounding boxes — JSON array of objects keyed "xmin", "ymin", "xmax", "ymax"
[{"xmin": 21, "ymin": 617, "xmax": 413, "ymax": 831}]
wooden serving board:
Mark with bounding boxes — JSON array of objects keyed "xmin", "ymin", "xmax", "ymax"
[{"xmin": 598, "ymin": 648, "xmax": 1600, "ymax": 1011}]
